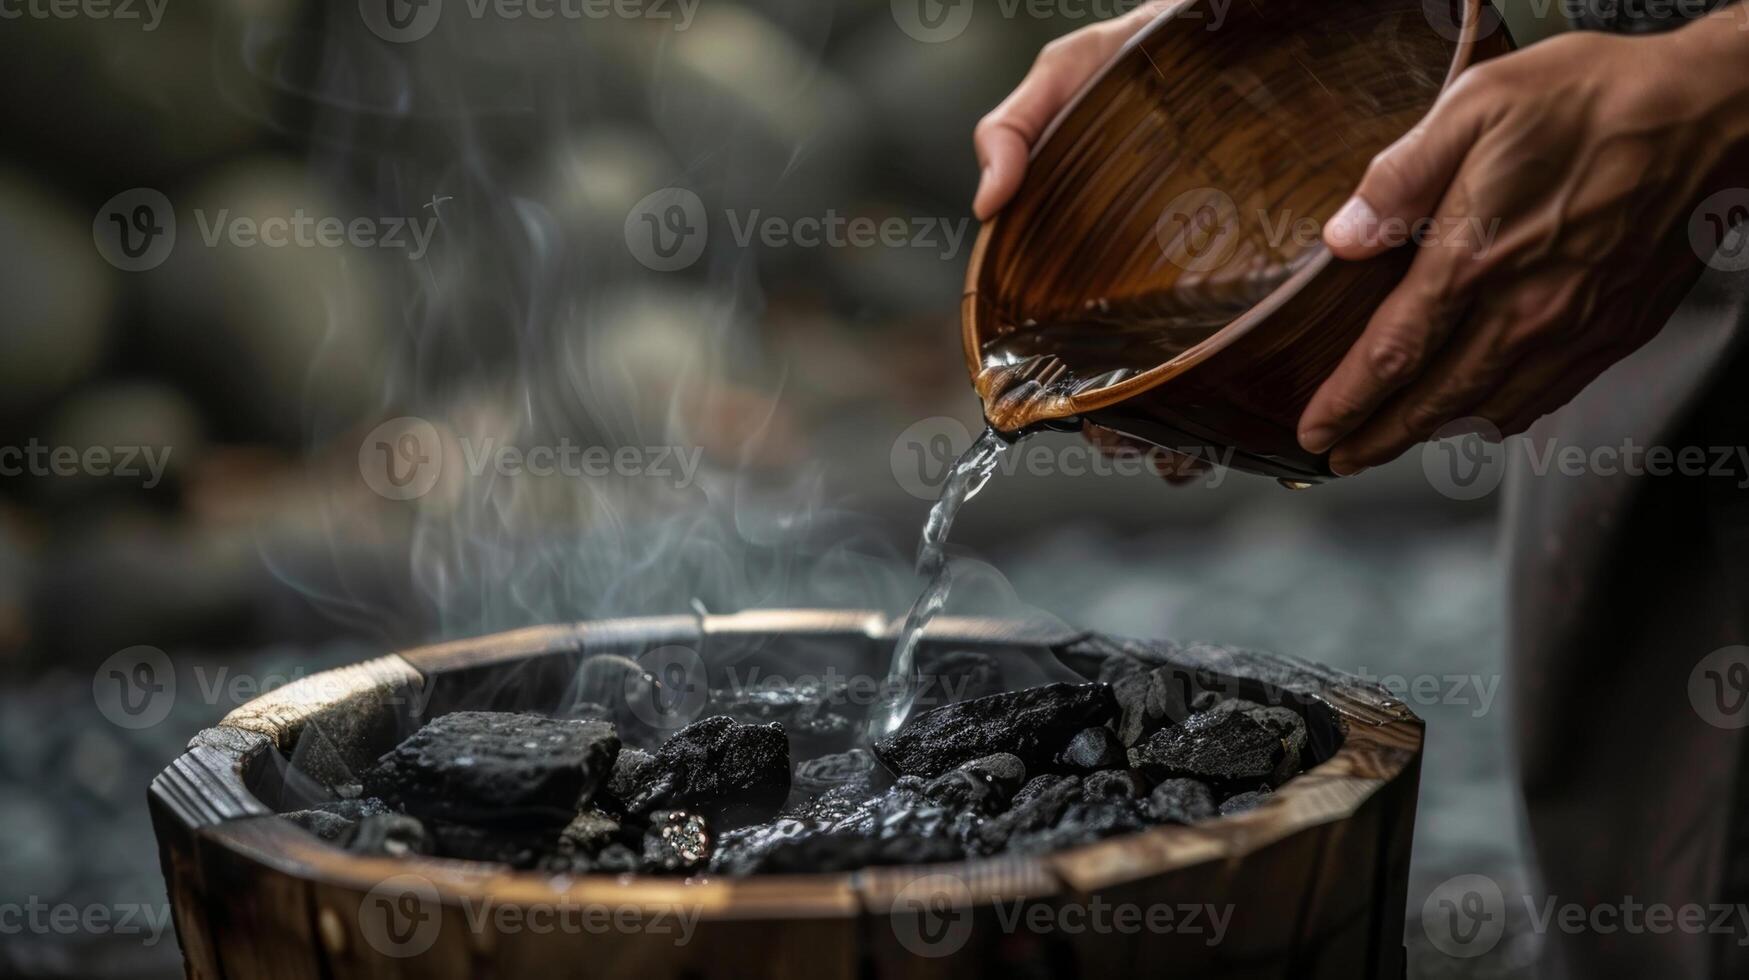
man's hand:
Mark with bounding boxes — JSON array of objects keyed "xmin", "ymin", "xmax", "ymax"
[
  {"xmin": 1297, "ymin": 14, "xmax": 1749, "ymax": 475},
  {"xmin": 974, "ymin": 1, "xmax": 1174, "ymax": 220}
]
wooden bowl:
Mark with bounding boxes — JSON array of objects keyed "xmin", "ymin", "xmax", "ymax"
[
  {"xmin": 963, "ymin": 0, "xmax": 1516, "ymax": 482},
  {"xmin": 149, "ymin": 610, "xmax": 1422, "ymax": 979}
]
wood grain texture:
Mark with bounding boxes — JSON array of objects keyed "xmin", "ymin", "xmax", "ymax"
[
  {"xmin": 964, "ymin": 0, "xmax": 1517, "ymax": 480},
  {"xmin": 151, "ymin": 611, "xmax": 1423, "ymax": 978}
]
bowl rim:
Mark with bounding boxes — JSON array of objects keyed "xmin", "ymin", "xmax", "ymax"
[
  {"xmin": 960, "ymin": 0, "xmax": 1503, "ymax": 421},
  {"xmin": 151, "ymin": 609, "xmax": 1424, "ymax": 921}
]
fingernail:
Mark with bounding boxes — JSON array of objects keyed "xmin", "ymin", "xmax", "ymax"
[
  {"xmin": 1299, "ymin": 425, "xmax": 1338, "ymax": 454},
  {"xmin": 975, "ymin": 166, "xmax": 991, "ymax": 205},
  {"xmin": 1330, "ymin": 459, "xmax": 1368, "ymax": 477},
  {"xmin": 1324, "ymin": 196, "xmax": 1377, "ymax": 250}
]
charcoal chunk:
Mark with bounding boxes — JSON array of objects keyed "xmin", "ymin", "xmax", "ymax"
[
  {"xmin": 920, "ymin": 753, "xmax": 1026, "ymax": 814},
  {"xmin": 1196, "ymin": 700, "xmax": 1309, "ymax": 785},
  {"xmin": 1143, "ymin": 778, "xmax": 1217, "ymax": 824},
  {"xmin": 624, "ymin": 716, "xmax": 791, "ymax": 826},
  {"xmin": 709, "ymin": 818, "xmax": 831, "ymax": 875},
  {"xmin": 711, "ymin": 680, "xmax": 859, "ymax": 751},
  {"xmin": 1219, "ymin": 788, "xmax": 1273, "ymax": 816},
  {"xmin": 873, "ymin": 683, "xmax": 1117, "ymax": 779},
  {"xmin": 1082, "ymin": 769, "xmax": 1150, "ymax": 801},
  {"xmin": 1057, "ymin": 727, "xmax": 1124, "ymax": 771},
  {"xmin": 1006, "ymin": 799, "xmax": 1148, "ymax": 854},
  {"xmin": 362, "ymin": 712, "xmax": 620, "ymax": 825},
  {"xmin": 426, "ymin": 819, "xmax": 558, "ymax": 869},
  {"xmin": 557, "ymin": 808, "xmax": 623, "ymax": 856},
  {"xmin": 642, "ymin": 810, "xmax": 711, "ymax": 874},
  {"xmin": 282, "ymin": 797, "xmax": 392, "ymax": 841},
  {"xmin": 745, "ymin": 832, "xmax": 963, "ymax": 873},
  {"xmin": 592, "ymin": 843, "xmax": 642, "ymax": 874},
  {"xmin": 342, "ymin": 814, "xmax": 432, "ymax": 858},
  {"xmin": 1127, "ymin": 711, "xmax": 1283, "ymax": 787},
  {"xmin": 968, "ymin": 774, "xmax": 1083, "ymax": 855},
  {"xmin": 602, "ymin": 747, "xmax": 653, "ymax": 811},
  {"xmin": 1112, "ymin": 668, "xmax": 1193, "ymax": 746}
]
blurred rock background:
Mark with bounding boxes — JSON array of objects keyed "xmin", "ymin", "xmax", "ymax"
[{"xmin": 0, "ymin": 0, "xmax": 1546, "ymax": 976}]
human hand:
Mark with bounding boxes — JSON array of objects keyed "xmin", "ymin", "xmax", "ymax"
[
  {"xmin": 973, "ymin": 1, "xmax": 1174, "ymax": 220},
  {"xmin": 1296, "ymin": 14, "xmax": 1749, "ymax": 475}
]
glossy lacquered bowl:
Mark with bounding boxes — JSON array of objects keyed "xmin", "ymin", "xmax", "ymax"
[{"xmin": 963, "ymin": 0, "xmax": 1516, "ymax": 481}]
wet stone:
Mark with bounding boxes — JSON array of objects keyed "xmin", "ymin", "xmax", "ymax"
[
  {"xmin": 342, "ymin": 814, "xmax": 432, "ymax": 858},
  {"xmin": 1007, "ymin": 799, "xmax": 1148, "ymax": 855},
  {"xmin": 426, "ymin": 819, "xmax": 557, "ymax": 869},
  {"xmin": 1219, "ymin": 788, "xmax": 1273, "ymax": 816},
  {"xmin": 872, "ymin": 682, "xmax": 1117, "ymax": 779},
  {"xmin": 362, "ymin": 712, "xmax": 620, "ymax": 826},
  {"xmin": 624, "ymin": 716, "xmax": 791, "ymax": 827},
  {"xmin": 711, "ymin": 680, "xmax": 858, "ymax": 751},
  {"xmin": 592, "ymin": 843, "xmax": 642, "ymax": 874},
  {"xmin": 557, "ymin": 808, "xmax": 622, "ymax": 856},
  {"xmin": 1127, "ymin": 711, "xmax": 1283, "ymax": 788},
  {"xmin": 1057, "ymin": 727, "xmax": 1125, "ymax": 771},
  {"xmin": 742, "ymin": 831, "xmax": 964, "ymax": 874},
  {"xmin": 282, "ymin": 797, "xmax": 392, "ymax": 842},
  {"xmin": 1198, "ymin": 700, "xmax": 1308, "ymax": 785},
  {"xmin": 709, "ymin": 818, "xmax": 829, "ymax": 875},
  {"xmin": 1082, "ymin": 769, "xmax": 1149, "ymax": 801},
  {"xmin": 1112, "ymin": 668, "xmax": 1193, "ymax": 746},
  {"xmin": 1143, "ymin": 778, "xmax": 1217, "ymax": 825},
  {"xmin": 920, "ymin": 752, "xmax": 1026, "ymax": 814},
  {"xmin": 968, "ymin": 774, "xmax": 1083, "ymax": 855},
  {"xmin": 642, "ymin": 810, "xmax": 711, "ymax": 874},
  {"xmin": 603, "ymin": 747, "xmax": 653, "ymax": 811}
]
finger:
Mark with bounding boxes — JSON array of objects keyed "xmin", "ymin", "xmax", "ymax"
[
  {"xmin": 1297, "ymin": 230, "xmax": 1476, "ymax": 454},
  {"xmin": 1323, "ymin": 69, "xmax": 1494, "ymax": 260},
  {"xmin": 1325, "ymin": 306, "xmax": 1518, "ymax": 475},
  {"xmin": 972, "ymin": 60, "xmax": 1080, "ymax": 221}
]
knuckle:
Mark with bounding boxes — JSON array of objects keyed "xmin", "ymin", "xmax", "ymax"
[{"xmin": 1365, "ymin": 332, "xmax": 1425, "ymax": 384}]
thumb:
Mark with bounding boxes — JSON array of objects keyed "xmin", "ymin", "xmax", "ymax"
[{"xmin": 1323, "ymin": 84, "xmax": 1489, "ymax": 261}]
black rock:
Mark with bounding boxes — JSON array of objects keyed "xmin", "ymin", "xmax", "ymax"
[
  {"xmin": 1112, "ymin": 668, "xmax": 1193, "ymax": 746},
  {"xmin": 1057, "ymin": 727, "xmax": 1125, "ymax": 771},
  {"xmin": 873, "ymin": 683, "xmax": 1118, "ymax": 779},
  {"xmin": 1143, "ymin": 778, "xmax": 1217, "ymax": 824},
  {"xmin": 832, "ymin": 778, "xmax": 974, "ymax": 843},
  {"xmin": 968, "ymin": 774, "xmax": 1083, "ymax": 855},
  {"xmin": 592, "ymin": 843, "xmax": 642, "ymax": 874},
  {"xmin": 602, "ymin": 747, "xmax": 653, "ymax": 811},
  {"xmin": 342, "ymin": 814, "xmax": 432, "ymax": 858},
  {"xmin": 282, "ymin": 797, "xmax": 392, "ymax": 841},
  {"xmin": 916, "ymin": 649, "xmax": 1003, "ymax": 703},
  {"xmin": 1007, "ymin": 799, "xmax": 1148, "ymax": 854},
  {"xmin": 744, "ymin": 831, "xmax": 963, "ymax": 873},
  {"xmin": 921, "ymin": 753, "xmax": 1026, "ymax": 814},
  {"xmin": 1127, "ymin": 711, "xmax": 1283, "ymax": 787},
  {"xmin": 642, "ymin": 810, "xmax": 711, "ymax": 874},
  {"xmin": 1082, "ymin": 769, "xmax": 1150, "ymax": 801},
  {"xmin": 709, "ymin": 818, "xmax": 831, "ymax": 875},
  {"xmin": 362, "ymin": 712, "xmax": 620, "ymax": 825},
  {"xmin": 426, "ymin": 819, "xmax": 558, "ymax": 869},
  {"xmin": 624, "ymin": 715, "xmax": 791, "ymax": 826},
  {"xmin": 557, "ymin": 808, "xmax": 623, "ymax": 856},
  {"xmin": 1199, "ymin": 701, "xmax": 1309, "ymax": 785},
  {"xmin": 1219, "ymin": 788, "xmax": 1273, "ymax": 816}
]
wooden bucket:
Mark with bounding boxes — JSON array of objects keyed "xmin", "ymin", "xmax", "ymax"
[{"xmin": 149, "ymin": 610, "xmax": 1422, "ymax": 978}]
